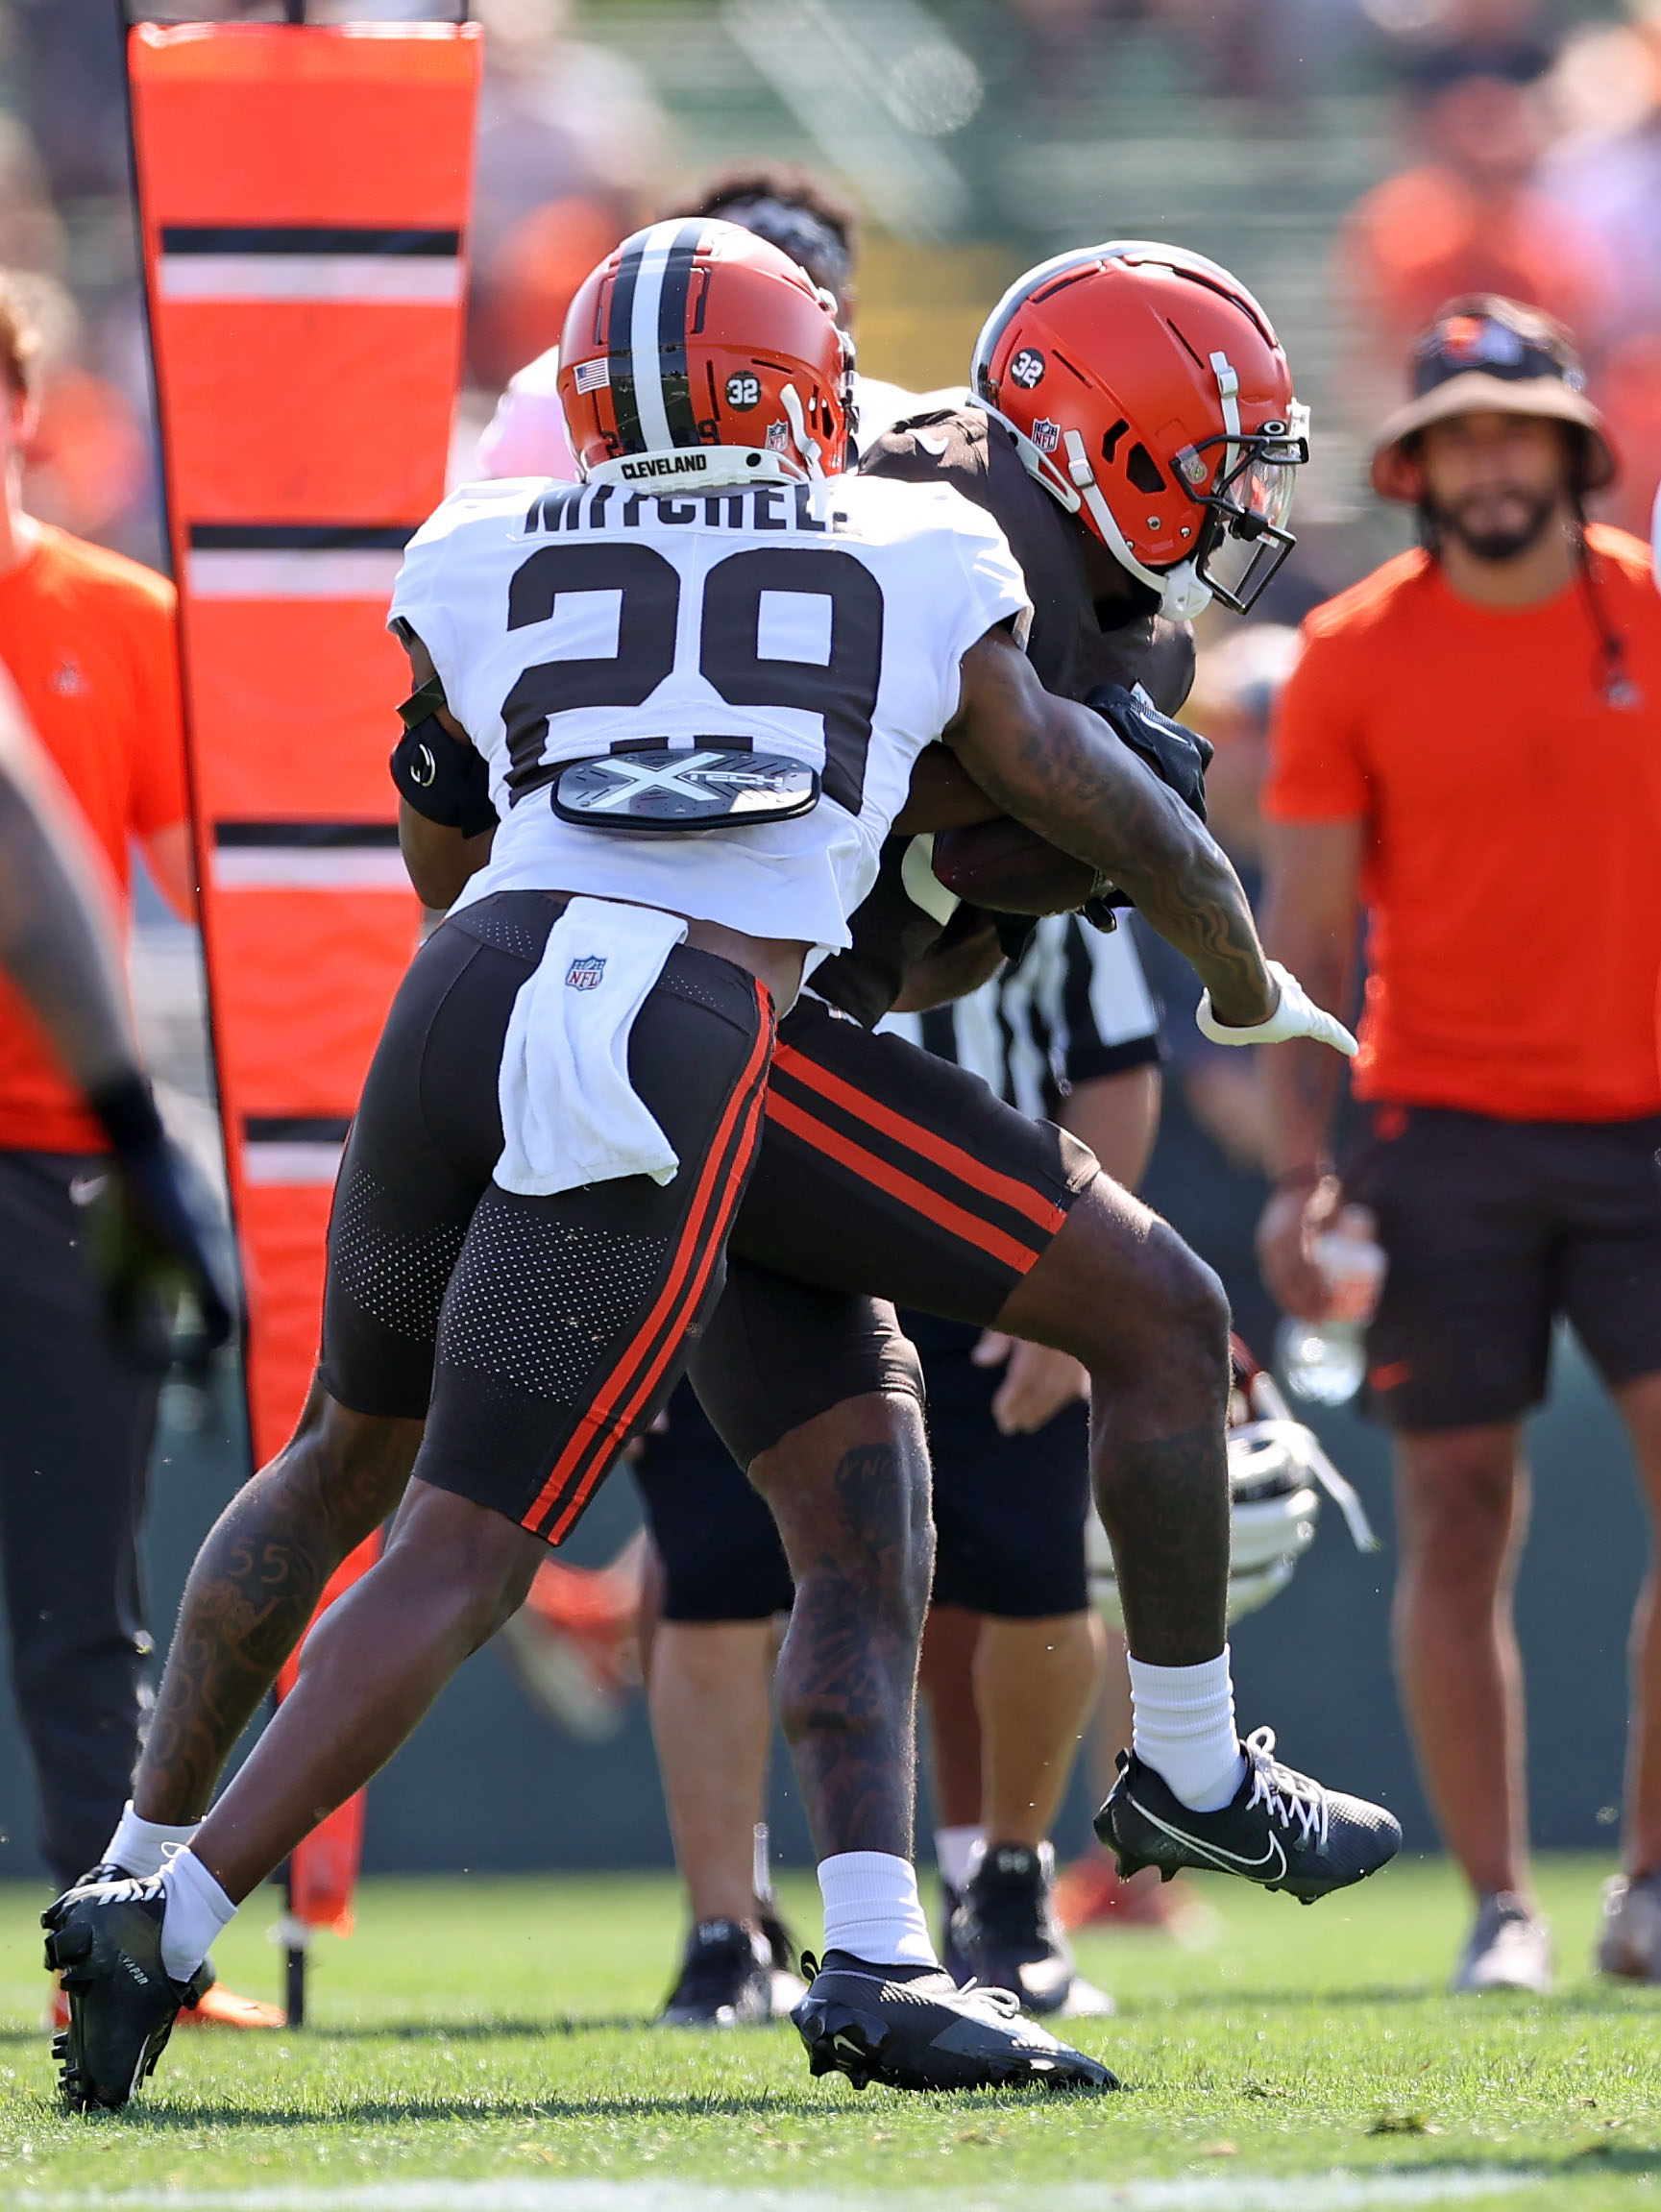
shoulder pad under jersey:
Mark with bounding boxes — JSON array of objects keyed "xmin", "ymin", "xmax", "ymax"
[
  {"xmin": 863, "ymin": 411, "xmax": 1193, "ymax": 715},
  {"xmin": 861, "ymin": 406, "xmax": 989, "ymax": 491}
]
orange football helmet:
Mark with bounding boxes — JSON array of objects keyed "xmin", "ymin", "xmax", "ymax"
[
  {"xmin": 558, "ymin": 218, "xmax": 854, "ymax": 492},
  {"xmin": 971, "ymin": 242, "xmax": 1308, "ymax": 617}
]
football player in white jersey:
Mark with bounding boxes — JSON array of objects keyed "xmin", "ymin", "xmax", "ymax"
[
  {"xmin": 480, "ymin": 167, "xmax": 1135, "ymax": 2026},
  {"xmin": 48, "ymin": 223, "xmax": 1386, "ymax": 2108}
]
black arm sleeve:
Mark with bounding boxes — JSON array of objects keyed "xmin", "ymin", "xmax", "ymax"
[{"xmin": 389, "ymin": 715, "xmax": 499, "ymax": 838}]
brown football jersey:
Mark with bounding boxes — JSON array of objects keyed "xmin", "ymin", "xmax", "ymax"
[{"xmin": 812, "ymin": 406, "xmax": 1194, "ymax": 1027}]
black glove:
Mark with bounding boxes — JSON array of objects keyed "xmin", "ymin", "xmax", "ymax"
[
  {"xmin": 1084, "ymin": 681, "xmax": 1214, "ymax": 823},
  {"xmin": 85, "ymin": 1074, "xmax": 236, "ymax": 1379},
  {"xmin": 992, "ymin": 912, "xmax": 1039, "ymax": 964}
]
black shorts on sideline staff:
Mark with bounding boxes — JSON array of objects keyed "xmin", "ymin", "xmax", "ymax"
[{"xmin": 1347, "ymin": 1103, "xmax": 1661, "ymax": 1432}]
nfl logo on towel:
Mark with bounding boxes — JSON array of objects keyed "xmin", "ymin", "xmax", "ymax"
[{"xmin": 565, "ymin": 955, "xmax": 606, "ymax": 991}]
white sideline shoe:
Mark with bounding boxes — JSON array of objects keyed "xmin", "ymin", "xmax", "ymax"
[
  {"xmin": 1452, "ymin": 1890, "xmax": 1553, "ymax": 1993},
  {"xmin": 1596, "ymin": 1870, "xmax": 1661, "ymax": 1980}
]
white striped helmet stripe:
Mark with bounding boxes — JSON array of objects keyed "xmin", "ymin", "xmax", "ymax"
[{"xmin": 626, "ymin": 221, "xmax": 689, "ymax": 456}]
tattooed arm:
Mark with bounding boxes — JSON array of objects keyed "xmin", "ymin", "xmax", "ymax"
[{"xmin": 944, "ymin": 624, "xmax": 1277, "ymax": 1030}]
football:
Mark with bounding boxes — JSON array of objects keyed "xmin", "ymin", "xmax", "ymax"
[{"xmin": 929, "ymin": 815, "xmax": 1099, "ymax": 915}]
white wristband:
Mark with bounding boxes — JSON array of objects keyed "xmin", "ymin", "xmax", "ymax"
[{"xmin": 1196, "ymin": 960, "xmax": 1357, "ymax": 1057}]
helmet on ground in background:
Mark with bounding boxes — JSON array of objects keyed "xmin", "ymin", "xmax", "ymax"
[
  {"xmin": 1087, "ymin": 1342, "xmax": 1378, "ymax": 1630},
  {"xmin": 558, "ymin": 219, "xmax": 854, "ymax": 493},
  {"xmin": 971, "ymin": 242, "xmax": 1308, "ymax": 620}
]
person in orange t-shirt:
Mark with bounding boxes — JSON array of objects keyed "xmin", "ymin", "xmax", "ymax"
[
  {"xmin": 1259, "ymin": 295, "xmax": 1661, "ymax": 1996},
  {"xmin": 0, "ymin": 280, "xmax": 273, "ymax": 2030}
]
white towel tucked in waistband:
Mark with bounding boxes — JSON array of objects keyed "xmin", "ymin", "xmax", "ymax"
[{"xmin": 494, "ymin": 895, "xmax": 688, "ymax": 1198}]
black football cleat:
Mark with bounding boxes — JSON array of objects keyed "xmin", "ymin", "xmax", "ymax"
[
  {"xmin": 949, "ymin": 1844, "xmax": 1075, "ymax": 2015},
  {"xmin": 1097, "ymin": 1726, "xmax": 1401, "ymax": 1904},
  {"xmin": 657, "ymin": 1918, "xmax": 774, "ymax": 2028},
  {"xmin": 790, "ymin": 1949, "xmax": 1116, "ymax": 2094},
  {"xmin": 43, "ymin": 1874, "xmax": 210, "ymax": 2112}
]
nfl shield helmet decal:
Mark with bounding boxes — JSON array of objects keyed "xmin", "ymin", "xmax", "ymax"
[{"xmin": 1030, "ymin": 418, "xmax": 1061, "ymax": 453}]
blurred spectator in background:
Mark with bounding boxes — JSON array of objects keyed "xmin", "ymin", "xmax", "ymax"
[
  {"xmin": 3, "ymin": 0, "xmax": 129, "ymax": 207},
  {"xmin": 0, "ymin": 274, "xmax": 265, "ymax": 2027},
  {"xmin": 1339, "ymin": 17, "xmax": 1614, "ymax": 432},
  {"xmin": 1542, "ymin": 3, "xmax": 1661, "ymax": 539},
  {"xmin": 1542, "ymin": 3, "xmax": 1661, "ymax": 341},
  {"xmin": 12, "ymin": 275, "xmax": 149, "ymax": 550},
  {"xmin": 466, "ymin": 0, "xmax": 666, "ymax": 389},
  {"xmin": 0, "ymin": 7, "xmax": 162, "ymax": 561},
  {"xmin": 1258, "ymin": 295, "xmax": 1661, "ymax": 1996}
]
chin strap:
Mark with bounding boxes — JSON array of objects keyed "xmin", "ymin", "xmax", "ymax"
[
  {"xmin": 1063, "ymin": 429, "xmax": 1211, "ymax": 619},
  {"xmin": 972, "ymin": 400, "xmax": 1212, "ymax": 619},
  {"xmin": 779, "ymin": 383, "xmax": 824, "ymax": 480},
  {"xmin": 971, "ymin": 400, "xmax": 1082, "ymax": 511},
  {"xmin": 968, "ymin": 398, "xmax": 1211, "ymax": 615}
]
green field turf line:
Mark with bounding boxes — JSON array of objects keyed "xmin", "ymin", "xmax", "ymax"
[{"xmin": 17, "ymin": 2172, "xmax": 1539, "ymax": 2210}]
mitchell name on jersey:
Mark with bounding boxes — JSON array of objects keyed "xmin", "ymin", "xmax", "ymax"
[{"xmin": 390, "ymin": 470, "xmax": 1031, "ymax": 955}]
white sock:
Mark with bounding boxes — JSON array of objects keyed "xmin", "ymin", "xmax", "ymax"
[
  {"xmin": 1127, "ymin": 1649, "xmax": 1246, "ymax": 1812},
  {"xmin": 934, "ymin": 1825, "xmax": 985, "ymax": 1893},
  {"xmin": 104, "ymin": 1801, "xmax": 201, "ymax": 1882},
  {"xmin": 818, "ymin": 1851, "xmax": 937, "ymax": 1968},
  {"xmin": 158, "ymin": 1847, "xmax": 237, "ymax": 1984}
]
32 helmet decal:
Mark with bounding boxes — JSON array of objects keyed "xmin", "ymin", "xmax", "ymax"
[
  {"xmin": 558, "ymin": 219, "xmax": 854, "ymax": 492},
  {"xmin": 970, "ymin": 241, "xmax": 1309, "ymax": 619}
]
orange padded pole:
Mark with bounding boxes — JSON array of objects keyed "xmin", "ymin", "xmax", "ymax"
[{"xmin": 130, "ymin": 19, "xmax": 481, "ymax": 1944}]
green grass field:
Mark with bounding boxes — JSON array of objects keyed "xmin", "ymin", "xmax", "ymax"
[{"xmin": 1, "ymin": 1857, "xmax": 1659, "ymax": 2208}]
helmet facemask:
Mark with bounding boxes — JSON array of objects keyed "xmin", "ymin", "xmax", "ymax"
[{"xmin": 1180, "ymin": 401, "xmax": 1309, "ymax": 613}]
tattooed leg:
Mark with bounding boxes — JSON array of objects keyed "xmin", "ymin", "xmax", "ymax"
[
  {"xmin": 133, "ymin": 1375, "xmax": 424, "ymax": 1825},
  {"xmin": 192, "ymin": 1481, "xmax": 542, "ymax": 1903},
  {"xmin": 996, "ymin": 1175, "xmax": 1233, "ymax": 1665},
  {"xmin": 748, "ymin": 1392, "xmax": 934, "ymax": 1861}
]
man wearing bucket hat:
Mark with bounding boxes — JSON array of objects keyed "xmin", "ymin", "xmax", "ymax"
[{"xmin": 1257, "ymin": 293, "xmax": 1661, "ymax": 1992}]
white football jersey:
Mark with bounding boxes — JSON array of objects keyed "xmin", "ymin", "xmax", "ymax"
[{"xmin": 391, "ymin": 471, "xmax": 1031, "ymax": 952}]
